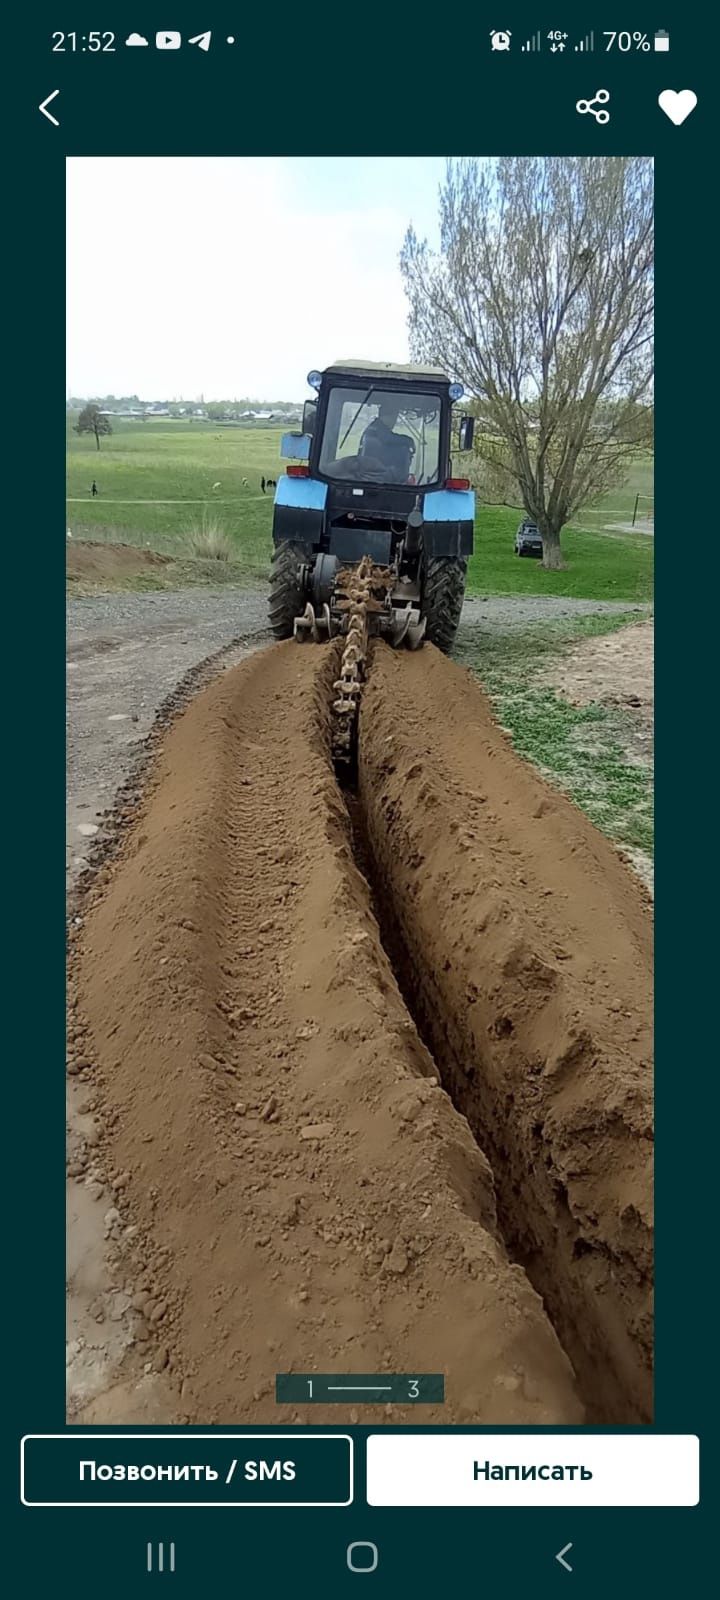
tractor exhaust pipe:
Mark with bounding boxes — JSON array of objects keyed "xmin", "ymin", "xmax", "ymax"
[{"xmin": 404, "ymin": 506, "xmax": 424, "ymax": 556}]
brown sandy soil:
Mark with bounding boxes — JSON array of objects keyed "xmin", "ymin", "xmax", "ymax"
[
  {"xmin": 66, "ymin": 617, "xmax": 269, "ymax": 1421},
  {"xmin": 543, "ymin": 620, "xmax": 654, "ymax": 757},
  {"xmin": 69, "ymin": 637, "xmax": 652, "ymax": 1427},
  {"xmin": 67, "ymin": 541, "xmax": 171, "ymax": 584},
  {"xmin": 360, "ymin": 646, "xmax": 653, "ymax": 1422}
]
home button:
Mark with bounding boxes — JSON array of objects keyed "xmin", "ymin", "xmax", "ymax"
[{"xmin": 347, "ymin": 1542, "xmax": 379, "ymax": 1574}]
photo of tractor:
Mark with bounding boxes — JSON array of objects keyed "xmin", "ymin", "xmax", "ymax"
[{"xmin": 65, "ymin": 156, "xmax": 654, "ymax": 1434}]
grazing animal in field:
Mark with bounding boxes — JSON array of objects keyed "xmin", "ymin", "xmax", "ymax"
[
  {"xmin": 212, "ymin": 481, "xmax": 221, "ymax": 491},
  {"xmin": 266, "ymin": 478, "xmax": 276, "ymax": 489},
  {"xmin": 241, "ymin": 477, "xmax": 249, "ymax": 487}
]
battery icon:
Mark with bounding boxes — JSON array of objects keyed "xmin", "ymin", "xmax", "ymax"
[{"xmin": 654, "ymin": 29, "xmax": 670, "ymax": 51}]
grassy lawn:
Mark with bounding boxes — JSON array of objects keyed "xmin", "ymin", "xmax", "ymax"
[
  {"xmin": 67, "ymin": 417, "xmax": 277, "ymax": 580},
  {"xmin": 570, "ymin": 453, "xmax": 654, "ymax": 530},
  {"xmin": 456, "ymin": 613, "xmax": 654, "ymax": 860},
  {"xmin": 67, "ymin": 418, "xmax": 654, "ymax": 602},
  {"xmin": 466, "ymin": 505, "xmax": 652, "ymax": 603}
]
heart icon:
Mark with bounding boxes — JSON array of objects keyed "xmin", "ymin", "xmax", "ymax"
[{"xmin": 658, "ymin": 89, "xmax": 697, "ymax": 125}]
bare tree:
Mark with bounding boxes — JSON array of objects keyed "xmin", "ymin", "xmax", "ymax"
[{"xmin": 401, "ymin": 158, "xmax": 654, "ymax": 568}]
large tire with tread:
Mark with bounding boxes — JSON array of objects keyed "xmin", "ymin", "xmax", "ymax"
[
  {"xmin": 422, "ymin": 557, "xmax": 467, "ymax": 654},
  {"xmin": 268, "ymin": 542, "xmax": 306, "ymax": 640}
]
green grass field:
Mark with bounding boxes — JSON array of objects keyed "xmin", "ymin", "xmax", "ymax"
[
  {"xmin": 570, "ymin": 454, "xmax": 654, "ymax": 531},
  {"xmin": 67, "ymin": 417, "xmax": 653, "ymax": 602}
]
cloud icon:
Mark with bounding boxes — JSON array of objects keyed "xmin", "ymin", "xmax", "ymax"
[{"xmin": 125, "ymin": 32, "xmax": 148, "ymax": 47}]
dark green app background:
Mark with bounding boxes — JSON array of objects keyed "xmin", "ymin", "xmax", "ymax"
[{"xmin": 7, "ymin": 6, "xmax": 714, "ymax": 1595}]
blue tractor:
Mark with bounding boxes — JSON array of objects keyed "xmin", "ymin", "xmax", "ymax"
[{"xmin": 268, "ymin": 360, "xmax": 475, "ymax": 653}]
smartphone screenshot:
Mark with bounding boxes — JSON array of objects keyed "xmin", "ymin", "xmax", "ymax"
[{"xmin": 10, "ymin": 9, "xmax": 710, "ymax": 1595}]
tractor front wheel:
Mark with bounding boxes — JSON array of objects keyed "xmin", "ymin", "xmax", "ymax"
[
  {"xmin": 422, "ymin": 557, "xmax": 467, "ymax": 654},
  {"xmin": 268, "ymin": 542, "xmax": 306, "ymax": 640}
]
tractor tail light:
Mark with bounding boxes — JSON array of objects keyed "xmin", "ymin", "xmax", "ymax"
[
  {"xmin": 446, "ymin": 477, "xmax": 470, "ymax": 491},
  {"xmin": 287, "ymin": 464, "xmax": 309, "ymax": 478}
]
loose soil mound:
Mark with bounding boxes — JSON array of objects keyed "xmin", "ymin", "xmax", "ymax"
[
  {"xmin": 360, "ymin": 644, "xmax": 653, "ymax": 1422},
  {"xmin": 70, "ymin": 636, "xmax": 652, "ymax": 1426},
  {"xmin": 70, "ymin": 642, "xmax": 583, "ymax": 1426},
  {"xmin": 67, "ymin": 541, "xmax": 171, "ymax": 583}
]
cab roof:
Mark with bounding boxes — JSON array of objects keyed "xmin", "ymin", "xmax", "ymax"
[{"xmin": 324, "ymin": 359, "xmax": 452, "ymax": 384}]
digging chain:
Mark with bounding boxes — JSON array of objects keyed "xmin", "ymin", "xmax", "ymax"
[{"xmin": 331, "ymin": 556, "xmax": 392, "ymax": 764}]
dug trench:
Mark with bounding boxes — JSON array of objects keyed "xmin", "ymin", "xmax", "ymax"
[{"xmin": 69, "ymin": 637, "xmax": 652, "ymax": 1426}]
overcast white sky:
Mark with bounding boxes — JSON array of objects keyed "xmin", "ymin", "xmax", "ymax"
[{"xmin": 66, "ymin": 156, "xmax": 446, "ymax": 400}]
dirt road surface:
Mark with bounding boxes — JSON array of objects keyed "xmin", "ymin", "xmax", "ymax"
[
  {"xmin": 68, "ymin": 607, "xmax": 653, "ymax": 1427},
  {"xmin": 543, "ymin": 619, "xmax": 653, "ymax": 752},
  {"xmin": 67, "ymin": 587, "xmax": 270, "ymax": 878}
]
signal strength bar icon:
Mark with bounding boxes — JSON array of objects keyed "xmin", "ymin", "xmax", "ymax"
[
  {"xmin": 521, "ymin": 30, "xmax": 541, "ymax": 51},
  {"xmin": 574, "ymin": 31, "xmax": 595, "ymax": 52}
]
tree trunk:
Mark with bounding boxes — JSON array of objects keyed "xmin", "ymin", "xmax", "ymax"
[
  {"xmin": 94, "ymin": 429, "xmax": 101, "ymax": 450},
  {"xmin": 541, "ymin": 524, "xmax": 564, "ymax": 570}
]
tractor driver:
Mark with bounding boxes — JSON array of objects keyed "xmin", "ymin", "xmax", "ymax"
[{"xmin": 359, "ymin": 397, "xmax": 415, "ymax": 483}]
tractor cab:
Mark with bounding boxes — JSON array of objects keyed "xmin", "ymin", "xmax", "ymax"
[
  {"xmin": 269, "ymin": 360, "xmax": 476, "ymax": 653},
  {"xmin": 310, "ymin": 370, "xmax": 445, "ymax": 487}
]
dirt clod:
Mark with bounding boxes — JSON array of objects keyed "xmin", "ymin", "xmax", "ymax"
[
  {"xmin": 299, "ymin": 1123, "xmax": 334, "ymax": 1142},
  {"xmin": 385, "ymin": 1242, "xmax": 409, "ymax": 1275}
]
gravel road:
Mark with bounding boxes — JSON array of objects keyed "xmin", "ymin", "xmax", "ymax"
[
  {"xmin": 66, "ymin": 584, "xmax": 648, "ymax": 879},
  {"xmin": 462, "ymin": 593, "xmax": 647, "ymax": 632},
  {"xmin": 67, "ymin": 586, "xmax": 270, "ymax": 878}
]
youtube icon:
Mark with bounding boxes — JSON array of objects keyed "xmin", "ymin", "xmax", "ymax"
[{"xmin": 155, "ymin": 31, "xmax": 181, "ymax": 49}]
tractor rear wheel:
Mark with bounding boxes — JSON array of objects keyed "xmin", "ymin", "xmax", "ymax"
[
  {"xmin": 268, "ymin": 542, "xmax": 306, "ymax": 640},
  {"xmin": 422, "ymin": 557, "xmax": 467, "ymax": 654}
]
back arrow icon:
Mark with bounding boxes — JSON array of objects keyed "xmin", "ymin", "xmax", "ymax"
[
  {"xmin": 39, "ymin": 90, "xmax": 60, "ymax": 125},
  {"xmin": 556, "ymin": 1543, "xmax": 573, "ymax": 1573}
]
